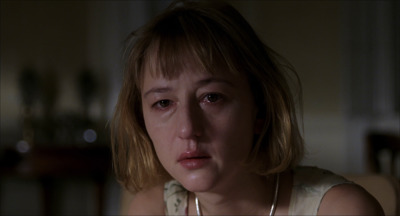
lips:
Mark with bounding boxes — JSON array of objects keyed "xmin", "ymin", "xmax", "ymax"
[{"xmin": 178, "ymin": 151, "xmax": 211, "ymax": 170}]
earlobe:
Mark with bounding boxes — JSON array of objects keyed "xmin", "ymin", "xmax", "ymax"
[{"xmin": 254, "ymin": 119, "xmax": 265, "ymax": 134}]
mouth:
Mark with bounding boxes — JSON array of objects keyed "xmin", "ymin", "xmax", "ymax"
[{"xmin": 178, "ymin": 151, "xmax": 211, "ymax": 170}]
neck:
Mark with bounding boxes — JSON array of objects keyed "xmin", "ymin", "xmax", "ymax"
[{"xmin": 191, "ymin": 173, "xmax": 277, "ymax": 215}]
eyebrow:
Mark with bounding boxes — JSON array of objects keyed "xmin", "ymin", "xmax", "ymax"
[
  {"xmin": 143, "ymin": 87, "xmax": 172, "ymax": 98},
  {"xmin": 143, "ymin": 77, "xmax": 234, "ymax": 98},
  {"xmin": 197, "ymin": 77, "xmax": 234, "ymax": 87}
]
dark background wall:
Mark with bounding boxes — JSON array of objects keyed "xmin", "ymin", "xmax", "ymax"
[{"xmin": 1, "ymin": 0, "xmax": 398, "ymax": 215}]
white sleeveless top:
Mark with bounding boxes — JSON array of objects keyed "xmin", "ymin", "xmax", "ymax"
[{"xmin": 164, "ymin": 166, "xmax": 353, "ymax": 216}]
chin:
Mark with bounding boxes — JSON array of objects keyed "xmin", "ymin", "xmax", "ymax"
[{"xmin": 177, "ymin": 173, "xmax": 217, "ymax": 192}]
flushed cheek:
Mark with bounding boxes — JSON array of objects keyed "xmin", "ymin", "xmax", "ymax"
[
  {"xmin": 151, "ymin": 136, "xmax": 178, "ymax": 178},
  {"xmin": 149, "ymin": 124, "xmax": 176, "ymax": 148},
  {"xmin": 208, "ymin": 109, "xmax": 255, "ymax": 160},
  {"xmin": 144, "ymin": 111, "xmax": 176, "ymax": 140},
  {"xmin": 144, "ymin": 119, "xmax": 176, "ymax": 160},
  {"xmin": 219, "ymin": 129, "xmax": 253, "ymax": 161}
]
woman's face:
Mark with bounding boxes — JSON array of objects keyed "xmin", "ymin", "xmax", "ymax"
[{"xmin": 141, "ymin": 66, "xmax": 258, "ymax": 192}]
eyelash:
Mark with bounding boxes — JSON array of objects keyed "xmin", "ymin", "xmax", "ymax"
[
  {"xmin": 201, "ymin": 93, "xmax": 223, "ymax": 104},
  {"xmin": 151, "ymin": 93, "xmax": 224, "ymax": 111},
  {"xmin": 152, "ymin": 99, "xmax": 173, "ymax": 110}
]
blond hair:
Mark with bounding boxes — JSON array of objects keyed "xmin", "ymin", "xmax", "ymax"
[{"xmin": 111, "ymin": 0, "xmax": 304, "ymax": 193}]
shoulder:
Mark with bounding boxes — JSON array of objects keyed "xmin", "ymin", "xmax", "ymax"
[
  {"xmin": 318, "ymin": 183, "xmax": 384, "ymax": 215},
  {"xmin": 127, "ymin": 183, "xmax": 165, "ymax": 215},
  {"xmin": 292, "ymin": 166, "xmax": 350, "ymax": 191}
]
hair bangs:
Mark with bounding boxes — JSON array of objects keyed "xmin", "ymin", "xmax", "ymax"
[{"xmin": 143, "ymin": 8, "xmax": 240, "ymax": 81}]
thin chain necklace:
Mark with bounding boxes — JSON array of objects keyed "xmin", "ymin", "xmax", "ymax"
[{"xmin": 195, "ymin": 173, "xmax": 280, "ymax": 216}]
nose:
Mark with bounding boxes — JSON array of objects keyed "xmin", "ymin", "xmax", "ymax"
[{"xmin": 177, "ymin": 101, "xmax": 203, "ymax": 140}]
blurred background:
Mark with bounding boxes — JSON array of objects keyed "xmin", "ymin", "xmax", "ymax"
[{"xmin": 1, "ymin": 0, "xmax": 399, "ymax": 215}]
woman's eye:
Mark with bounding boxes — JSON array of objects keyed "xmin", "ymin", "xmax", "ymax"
[
  {"xmin": 204, "ymin": 93, "xmax": 222, "ymax": 103},
  {"xmin": 154, "ymin": 100, "xmax": 171, "ymax": 109}
]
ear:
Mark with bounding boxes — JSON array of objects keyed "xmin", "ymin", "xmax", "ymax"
[{"xmin": 254, "ymin": 119, "xmax": 265, "ymax": 134}]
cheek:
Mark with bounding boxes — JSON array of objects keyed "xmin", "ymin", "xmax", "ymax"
[
  {"xmin": 143, "ymin": 107, "xmax": 167, "ymax": 141},
  {"xmin": 143, "ymin": 112, "xmax": 162, "ymax": 150},
  {"xmin": 144, "ymin": 119, "xmax": 168, "ymax": 150},
  {"xmin": 146, "ymin": 126, "xmax": 173, "ymax": 171},
  {"xmin": 143, "ymin": 114, "xmax": 176, "ymax": 163},
  {"xmin": 210, "ymin": 104, "xmax": 256, "ymax": 157}
]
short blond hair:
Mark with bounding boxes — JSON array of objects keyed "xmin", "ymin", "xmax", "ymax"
[{"xmin": 111, "ymin": 0, "xmax": 304, "ymax": 193}]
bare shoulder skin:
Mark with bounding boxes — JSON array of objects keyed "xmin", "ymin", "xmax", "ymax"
[
  {"xmin": 127, "ymin": 183, "xmax": 165, "ymax": 215},
  {"xmin": 318, "ymin": 183, "xmax": 384, "ymax": 215}
]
